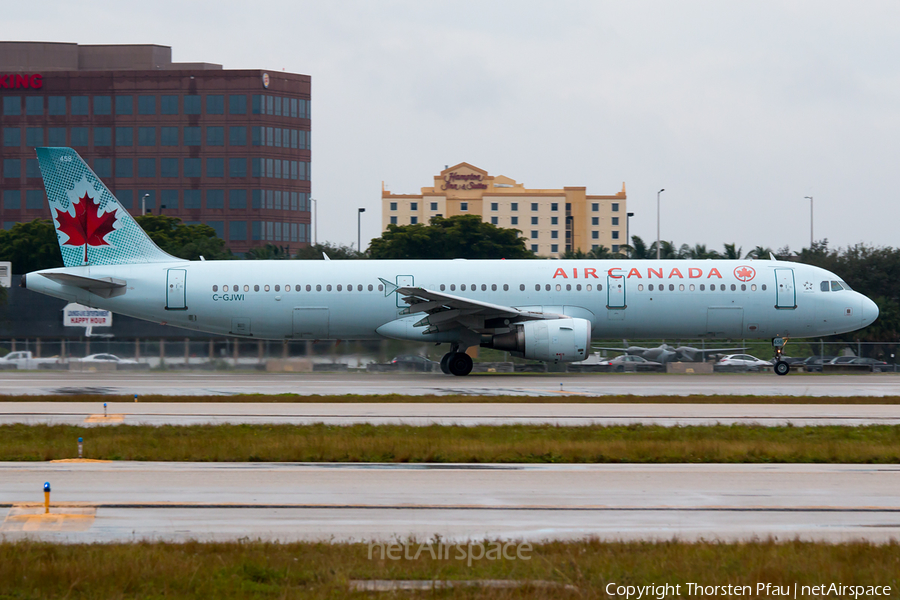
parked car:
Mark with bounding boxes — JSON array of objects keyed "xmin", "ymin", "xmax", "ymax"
[
  {"xmin": 827, "ymin": 356, "xmax": 859, "ymax": 365},
  {"xmin": 390, "ymin": 355, "xmax": 439, "ymax": 372},
  {"xmin": 717, "ymin": 354, "xmax": 772, "ymax": 369},
  {"xmin": 0, "ymin": 351, "xmax": 62, "ymax": 370},
  {"xmin": 800, "ymin": 356, "xmax": 837, "ymax": 372},
  {"xmin": 78, "ymin": 353, "xmax": 138, "ymax": 365},
  {"xmin": 848, "ymin": 357, "xmax": 891, "ymax": 372},
  {"xmin": 598, "ymin": 355, "xmax": 663, "ymax": 372}
]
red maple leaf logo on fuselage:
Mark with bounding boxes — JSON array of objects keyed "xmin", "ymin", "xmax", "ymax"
[
  {"xmin": 734, "ymin": 266, "xmax": 756, "ymax": 282},
  {"xmin": 53, "ymin": 192, "xmax": 118, "ymax": 264}
]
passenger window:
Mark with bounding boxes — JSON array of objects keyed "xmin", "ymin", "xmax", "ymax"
[
  {"xmin": 378, "ymin": 284, "xmax": 384, "ymax": 291},
  {"xmin": 212, "ymin": 285, "xmax": 218, "ymax": 292},
  {"xmin": 519, "ymin": 284, "xmax": 525, "ymax": 291},
  {"xmin": 481, "ymin": 284, "xmax": 487, "ymax": 291},
  {"xmin": 336, "ymin": 284, "xmax": 341, "ymax": 291},
  {"xmin": 461, "ymin": 284, "xmax": 467, "ymax": 291},
  {"xmin": 367, "ymin": 284, "xmax": 373, "ymax": 291},
  {"xmin": 275, "ymin": 285, "xmax": 281, "ymax": 292},
  {"xmin": 669, "ymin": 284, "xmax": 675, "ymax": 291},
  {"xmin": 295, "ymin": 285, "xmax": 301, "ymax": 292},
  {"xmin": 751, "ymin": 284, "xmax": 756, "ymax": 291},
  {"xmin": 679, "ymin": 284, "xmax": 684, "ymax": 291},
  {"xmin": 831, "ymin": 281, "xmax": 843, "ymax": 291},
  {"xmin": 264, "ymin": 285, "xmax": 270, "ymax": 292},
  {"xmin": 638, "ymin": 284, "xmax": 644, "ymax": 292},
  {"xmin": 440, "ymin": 284, "xmax": 446, "ymax": 291},
  {"xmin": 326, "ymin": 285, "xmax": 332, "ymax": 292},
  {"xmin": 316, "ymin": 285, "xmax": 321, "ymax": 291},
  {"xmin": 545, "ymin": 284, "xmax": 551, "ymax": 291},
  {"xmin": 306, "ymin": 285, "xmax": 312, "ymax": 291},
  {"xmin": 451, "ymin": 284, "xmax": 456, "ymax": 291},
  {"xmin": 700, "ymin": 284, "xmax": 705, "ymax": 291},
  {"xmin": 502, "ymin": 284, "xmax": 508, "ymax": 291},
  {"xmin": 689, "ymin": 284, "xmax": 695, "ymax": 291},
  {"xmin": 586, "ymin": 284, "xmax": 592, "ymax": 291},
  {"xmin": 762, "ymin": 284, "xmax": 767, "ymax": 291},
  {"xmin": 741, "ymin": 284, "xmax": 746, "ymax": 291},
  {"xmin": 576, "ymin": 284, "xmax": 582, "ymax": 291},
  {"xmin": 597, "ymin": 284, "xmax": 603, "ymax": 291},
  {"xmin": 255, "ymin": 285, "xmax": 260, "ymax": 292},
  {"xmin": 566, "ymin": 284, "xmax": 571, "ymax": 291},
  {"xmin": 244, "ymin": 285, "xmax": 250, "ymax": 292},
  {"xmin": 648, "ymin": 284, "xmax": 654, "ymax": 291},
  {"xmin": 820, "ymin": 281, "xmax": 830, "ymax": 292},
  {"xmin": 535, "ymin": 284, "xmax": 540, "ymax": 291},
  {"xmin": 730, "ymin": 284, "xmax": 736, "ymax": 291},
  {"xmin": 492, "ymin": 284, "xmax": 498, "ymax": 291},
  {"xmin": 222, "ymin": 285, "xmax": 229, "ymax": 292}
]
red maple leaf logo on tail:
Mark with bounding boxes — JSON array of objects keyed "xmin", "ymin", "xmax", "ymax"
[{"xmin": 53, "ymin": 192, "xmax": 118, "ymax": 264}]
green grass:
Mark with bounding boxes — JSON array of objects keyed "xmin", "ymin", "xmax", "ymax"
[
  {"xmin": 3, "ymin": 392, "xmax": 900, "ymax": 403},
  {"xmin": 0, "ymin": 539, "xmax": 898, "ymax": 599},
  {"xmin": 4, "ymin": 423, "xmax": 900, "ymax": 463}
]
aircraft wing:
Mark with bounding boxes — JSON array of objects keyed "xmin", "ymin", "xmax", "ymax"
[{"xmin": 389, "ymin": 284, "xmax": 564, "ymax": 335}]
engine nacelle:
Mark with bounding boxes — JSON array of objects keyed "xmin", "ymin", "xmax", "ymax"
[{"xmin": 485, "ymin": 318, "xmax": 591, "ymax": 362}]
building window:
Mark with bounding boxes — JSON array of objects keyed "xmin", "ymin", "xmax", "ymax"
[
  {"xmin": 266, "ymin": 95, "xmax": 274, "ymax": 115},
  {"xmin": 390, "ymin": 216, "xmax": 397, "ymax": 224},
  {"xmin": 592, "ymin": 231, "xmax": 599, "ymax": 239},
  {"xmin": 184, "ymin": 127, "xmax": 201, "ymax": 146},
  {"xmin": 93, "ymin": 127, "xmax": 112, "ymax": 146},
  {"xmin": 25, "ymin": 159, "xmax": 40, "ymax": 178},
  {"xmin": 430, "ymin": 202, "xmax": 438, "ymax": 211},
  {"xmin": 612, "ymin": 230, "xmax": 619, "ymax": 239},
  {"xmin": 411, "ymin": 216, "xmax": 418, "ymax": 224},
  {"xmin": 511, "ymin": 216, "xmax": 518, "ymax": 225},
  {"xmin": 160, "ymin": 158, "xmax": 179, "ymax": 178},
  {"xmin": 70, "ymin": 128, "xmax": 88, "ymax": 146},
  {"xmin": 94, "ymin": 96, "xmax": 112, "ymax": 115},
  {"xmin": 3, "ymin": 190, "xmax": 21, "ymax": 209},
  {"xmin": 71, "ymin": 96, "xmax": 88, "ymax": 115},
  {"xmin": 184, "ymin": 95, "xmax": 201, "ymax": 115},
  {"xmin": 530, "ymin": 217, "xmax": 538, "ymax": 225},
  {"xmin": 531, "ymin": 230, "xmax": 538, "ymax": 239},
  {"xmin": 138, "ymin": 158, "xmax": 156, "ymax": 178},
  {"xmin": 551, "ymin": 244, "xmax": 559, "ymax": 253},
  {"xmin": 511, "ymin": 202, "xmax": 518, "ymax": 211},
  {"xmin": 206, "ymin": 189, "xmax": 224, "ymax": 209},
  {"xmin": 389, "ymin": 202, "xmax": 397, "ymax": 211},
  {"xmin": 274, "ymin": 96, "xmax": 282, "ymax": 117},
  {"xmin": 531, "ymin": 203, "xmax": 538, "ymax": 211},
  {"xmin": 92, "ymin": 159, "xmax": 111, "ymax": 178},
  {"xmin": 229, "ymin": 126, "xmax": 246, "ymax": 146},
  {"xmin": 410, "ymin": 202, "xmax": 418, "ymax": 211},
  {"xmin": 3, "ymin": 128, "xmax": 20, "ymax": 147},
  {"xmin": 229, "ymin": 158, "xmax": 247, "ymax": 178},
  {"xmin": 491, "ymin": 217, "xmax": 498, "ymax": 225},
  {"xmin": 251, "ymin": 221, "xmax": 261, "ymax": 240},
  {"xmin": 290, "ymin": 98, "xmax": 299, "ymax": 118},
  {"xmin": 612, "ymin": 217, "xmax": 619, "ymax": 226},
  {"xmin": 531, "ymin": 244, "xmax": 538, "ymax": 253},
  {"xmin": 184, "ymin": 190, "xmax": 201, "ymax": 209},
  {"xmin": 138, "ymin": 95, "xmax": 156, "ymax": 115},
  {"xmin": 25, "ymin": 96, "xmax": 43, "ymax": 115},
  {"xmin": 612, "ymin": 203, "xmax": 619, "ymax": 212},
  {"xmin": 48, "ymin": 128, "xmax": 65, "ymax": 145},
  {"xmin": 206, "ymin": 95, "xmax": 224, "ymax": 115},
  {"xmin": 160, "ymin": 189, "xmax": 178, "ymax": 211},
  {"xmin": 48, "ymin": 96, "xmax": 66, "ymax": 116},
  {"xmin": 115, "ymin": 127, "xmax": 133, "ymax": 147},
  {"xmin": 25, "ymin": 190, "xmax": 44, "ymax": 209},
  {"xmin": 251, "ymin": 95, "xmax": 262, "ymax": 115},
  {"xmin": 205, "ymin": 126, "xmax": 225, "ymax": 146},
  {"xmin": 115, "ymin": 158, "xmax": 133, "ymax": 178},
  {"xmin": 184, "ymin": 158, "xmax": 201, "ymax": 178},
  {"xmin": 229, "ymin": 189, "xmax": 247, "ymax": 209},
  {"xmin": 207, "ymin": 221, "xmax": 224, "ymax": 238},
  {"xmin": 551, "ymin": 230, "xmax": 558, "ymax": 239},
  {"xmin": 251, "ymin": 158, "xmax": 261, "ymax": 178},
  {"xmin": 229, "ymin": 221, "xmax": 247, "ymax": 241},
  {"xmin": 160, "ymin": 127, "xmax": 178, "ymax": 146},
  {"xmin": 160, "ymin": 95, "xmax": 179, "ymax": 115},
  {"xmin": 592, "ymin": 217, "xmax": 599, "ymax": 226},
  {"xmin": 551, "ymin": 216, "xmax": 558, "ymax": 225},
  {"xmin": 491, "ymin": 202, "xmax": 498, "ymax": 211},
  {"xmin": 612, "ymin": 244, "xmax": 619, "ymax": 253},
  {"xmin": 115, "ymin": 96, "xmax": 133, "ymax": 115},
  {"xmin": 116, "ymin": 190, "xmax": 133, "ymax": 209},
  {"xmin": 460, "ymin": 202, "xmax": 468, "ymax": 211},
  {"xmin": 137, "ymin": 127, "xmax": 156, "ymax": 146},
  {"xmin": 551, "ymin": 203, "xmax": 558, "ymax": 211},
  {"xmin": 229, "ymin": 95, "xmax": 247, "ymax": 115}
]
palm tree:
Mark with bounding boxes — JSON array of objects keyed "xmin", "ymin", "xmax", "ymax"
[
  {"xmin": 622, "ymin": 235, "xmax": 651, "ymax": 259},
  {"xmin": 744, "ymin": 246, "xmax": 774, "ymax": 259},
  {"xmin": 648, "ymin": 240, "xmax": 681, "ymax": 259},
  {"xmin": 722, "ymin": 243, "xmax": 742, "ymax": 260},
  {"xmin": 685, "ymin": 244, "xmax": 720, "ymax": 259}
]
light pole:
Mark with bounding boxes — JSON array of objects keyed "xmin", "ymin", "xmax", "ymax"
[
  {"xmin": 141, "ymin": 193, "xmax": 149, "ymax": 215},
  {"xmin": 357, "ymin": 208, "xmax": 366, "ymax": 254},
  {"xmin": 804, "ymin": 196, "xmax": 813, "ymax": 248},
  {"xmin": 656, "ymin": 189, "xmax": 665, "ymax": 259},
  {"xmin": 310, "ymin": 198, "xmax": 317, "ymax": 246},
  {"xmin": 626, "ymin": 212, "xmax": 634, "ymax": 257}
]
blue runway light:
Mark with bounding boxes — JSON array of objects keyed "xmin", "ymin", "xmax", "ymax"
[
  {"xmin": 43, "ymin": 482, "xmax": 51, "ymax": 492},
  {"xmin": 78, "ymin": 437, "xmax": 83, "ymax": 443}
]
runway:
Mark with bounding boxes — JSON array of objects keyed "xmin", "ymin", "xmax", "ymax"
[
  {"xmin": 3, "ymin": 401, "xmax": 900, "ymax": 426},
  {"xmin": 2, "ymin": 462, "xmax": 898, "ymax": 543},
  {"xmin": 1, "ymin": 371, "xmax": 900, "ymax": 397}
]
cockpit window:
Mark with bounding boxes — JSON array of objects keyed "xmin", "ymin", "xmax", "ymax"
[
  {"xmin": 820, "ymin": 282, "xmax": 829, "ymax": 292},
  {"xmin": 839, "ymin": 280, "xmax": 852, "ymax": 291},
  {"xmin": 831, "ymin": 281, "xmax": 843, "ymax": 291}
]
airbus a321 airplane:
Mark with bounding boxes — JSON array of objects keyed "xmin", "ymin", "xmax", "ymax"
[{"xmin": 21, "ymin": 148, "xmax": 879, "ymax": 376}]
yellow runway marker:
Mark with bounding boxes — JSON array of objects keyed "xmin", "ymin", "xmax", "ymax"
[
  {"xmin": 1, "ymin": 505, "xmax": 95, "ymax": 532},
  {"xmin": 84, "ymin": 414, "xmax": 124, "ymax": 423},
  {"xmin": 49, "ymin": 459, "xmax": 112, "ymax": 463}
]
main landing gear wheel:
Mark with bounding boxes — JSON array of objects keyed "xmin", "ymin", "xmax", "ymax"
[
  {"xmin": 774, "ymin": 360, "xmax": 790, "ymax": 376},
  {"xmin": 447, "ymin": 352, "xmax": 473, "ymax": 376},
  {"xmin": 440, "ymin": 353, "xmax": 452, "ymax": 375}
]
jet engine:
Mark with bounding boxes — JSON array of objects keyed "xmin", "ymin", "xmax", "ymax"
[{"xmin": 485, "ymin": 318, "xmax": 591, "ymax": 362}]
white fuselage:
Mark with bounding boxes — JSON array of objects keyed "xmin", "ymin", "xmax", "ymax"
[{"xmin": 26, "ymin": 259, "xmax": 878, "ymax": 342}]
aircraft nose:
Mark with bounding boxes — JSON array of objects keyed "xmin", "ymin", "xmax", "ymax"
[{"xmin": 862, "ymin": 295, "xmax": 879, "ymax": 327}]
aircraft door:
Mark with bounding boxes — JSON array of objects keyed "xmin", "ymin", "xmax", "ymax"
[
  {"xmin": 166, "ymin": 269, "xmax": 187, "ymax": 310},
  {"xmin": 395, "ymin": 275, "xmax": 414, "ymax": 308},
  {"xmin": 774, "ymin": 269, "xmax": 796, "ymax": 309},
  {"xmin": 607, "ymin": 274, "xmax": 626, "ymax": 309}
]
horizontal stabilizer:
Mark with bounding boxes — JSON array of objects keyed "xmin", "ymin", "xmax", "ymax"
[{"xmin": 41, "ymin": 273, "xmax": 127, "ymax": 299}]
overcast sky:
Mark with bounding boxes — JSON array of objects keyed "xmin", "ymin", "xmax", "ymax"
[{"xmin": 9, "ymin": 1, "xmax": 900, "ymax": 254}]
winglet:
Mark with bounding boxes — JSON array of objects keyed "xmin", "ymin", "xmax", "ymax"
[{"xmin": 379, "ymin": 277, "xmax": 398, "ymax": 297}]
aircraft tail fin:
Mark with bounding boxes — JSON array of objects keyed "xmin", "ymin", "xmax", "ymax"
[{"xmin": 36, "ymin": 147, "xmax": 180, "ymax": 268}]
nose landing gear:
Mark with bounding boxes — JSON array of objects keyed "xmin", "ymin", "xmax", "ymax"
[{"xmin": 772, "ymin": 337, "xmax": 790, "ymax": 376}]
